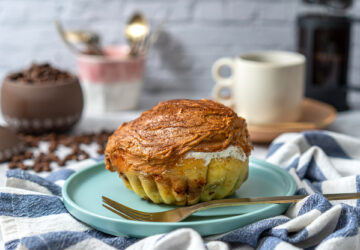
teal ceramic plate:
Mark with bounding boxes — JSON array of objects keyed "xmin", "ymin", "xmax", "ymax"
[{"xmin": 62, "ymin": 157, "xmax": 296, "ymax": 237}]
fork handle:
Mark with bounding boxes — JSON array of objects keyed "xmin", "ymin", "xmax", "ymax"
[{"xmin": 191, "ymin": 192, "xmax": 360, "ymax": 212}]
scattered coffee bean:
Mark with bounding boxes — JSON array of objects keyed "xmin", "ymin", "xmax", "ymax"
[
  {"xmin": 49, "ymin": 141, "xmax": 57, "ymax": 153},
  {"xmin": 11, "ymin": 155, "xmax": 23, "ymax": 162},
  {"xmin": 97, "ymin": 145, "xmax": 105, "ymax": 155},
  {"xmin": 71, "ymin": 145, "xmax": 80, "ymax": 154},
  {"xmin": 11, "ymin": 130, "xmax": 113, "ymax": 172},
  {"xmin": 46, "ymin": 153, "xmax": 59, "ymax": 162},
  {"xmin": 82, "ymin": 137, "xmax": 92, "ymax": 145},
  {"xmin": 41, "ymin": 162, "xmax": 50, "ymax": 169},
  {"xmin": 48, "ymin": 133, "xmax": 56, "ymax": 141},
  {"xmin": 24, "ymin": 151, "xmax": 33, "ymax": 159},
  {"xmin": 59, "ymin": 138, "xmax": 73, "ymax": 147},
  {"xmin": 8, "ymin": 162, "xmax": 17, "ymax": 169},
  {"xmin": 33, "ymin": 165, "xmax": 42, "ymax": 172},
  {"xmin": 18, "ymin": 163, "xmax": 28, "ymax": 170},
  {"xmin": 34, "ymin": 156, "xmax": 41, "ymax": 164},
  {"xmin": 29, "ymin": 141, "xmax": 39, "ymax": 148},
  {"xmin": 78, "ymin": 151, "xmax": 90, "ymax": 161},
  {"xmin": 58, "ymin": 159, "xmax": 66, "ymax": 167},
  {"xmin": 44, "ymin": 166, "xmax": 51, "ymax": 172}
]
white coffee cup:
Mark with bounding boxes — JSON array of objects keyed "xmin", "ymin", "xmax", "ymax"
[{"xmin": 212, "ymin": 51, "xmax": 305, "ymax": 125}]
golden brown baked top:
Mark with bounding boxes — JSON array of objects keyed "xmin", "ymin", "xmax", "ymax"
[{"xmin": 105, "ymin": 99, "xmax": 252, "ymax": 174}]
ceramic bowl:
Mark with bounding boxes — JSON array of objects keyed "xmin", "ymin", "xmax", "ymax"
[{"xmin": 1, "ymin": 77, "xmax": 84, "ymax": 134}]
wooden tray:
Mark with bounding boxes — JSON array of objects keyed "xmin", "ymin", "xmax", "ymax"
[{"xmin": 248, "ymin": 98, "xmax": 337, "ymax": 143}]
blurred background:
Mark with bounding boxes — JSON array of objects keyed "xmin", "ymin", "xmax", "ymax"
[{"xmin": 0, "ymin": 0, "xmax": 359, "ymax": 108}]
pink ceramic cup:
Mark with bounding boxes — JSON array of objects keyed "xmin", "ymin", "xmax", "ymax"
[{"xmin": 76, "ymin": 45, "xmax": 145, "ymax": 113}]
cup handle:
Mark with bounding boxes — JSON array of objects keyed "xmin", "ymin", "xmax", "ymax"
[{"xmin": 211, "ymin": 58, "xmax": 234, "ymax": 107}]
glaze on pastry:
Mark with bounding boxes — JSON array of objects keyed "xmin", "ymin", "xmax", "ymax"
[{"xmin": 105, "ymin": 99, "xmax": 253, "ymax": 206}]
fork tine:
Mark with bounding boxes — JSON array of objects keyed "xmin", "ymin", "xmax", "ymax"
[
  {"xmin": 102, "ymin": 204, "xmax": 137, "ymax": 221},
  {"xmin": 102, "ymin": 200, "xmax": 150, "ymax": 221},
  {"xmin": 102, "ymin": 196, "xmax": 151, "ymax": 220},
  {"xmin": 102, "ymin": 196, "xmax": 149, "ymax": 217}
]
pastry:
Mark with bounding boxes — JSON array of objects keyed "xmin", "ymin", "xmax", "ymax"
[{"xmin": 105, "ymin": 99, "xmax": 253, "ymax": 206}]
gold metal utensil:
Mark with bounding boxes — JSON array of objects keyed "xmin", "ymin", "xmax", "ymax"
[
  {"xmin": 63, "ymin": 30, "xmax": 104, "ymax": 55},
  {"xmin": 63, "ymin": 30, "xmax": 99, "ymax": 45},
  {"xmin": 103, "ymin": 192, "xmax": 360, "ymax": 222},
  {"xmin": 125, "ymin": 12, "xmax": 150, "ymax": 56},
  {"xmin": 55, "ymin": 20, "xmax": 103, "ymax": 55},
  {"xmin": 55, "ymin": 20, "xmax": 81, "ymax": 54}
]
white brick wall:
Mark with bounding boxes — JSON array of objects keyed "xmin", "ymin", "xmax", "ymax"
[{"xmin": 0, "ymin": 0, "xmax": 359, "ymax": 102}]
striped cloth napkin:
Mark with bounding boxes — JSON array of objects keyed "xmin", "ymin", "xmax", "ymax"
[{"xmin": 1, "ymin": 131, "xmax": 360, "ymax": 250}]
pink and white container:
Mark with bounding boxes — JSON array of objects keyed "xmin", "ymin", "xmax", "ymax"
[{"xmin": 76, "ymin": 45, "xmax": 145, "ymax": 113}]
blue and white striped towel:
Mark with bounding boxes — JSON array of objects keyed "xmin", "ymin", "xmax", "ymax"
[{"xmin": 1, "ymin": 131, "xmax": 360, "ymax": 250}]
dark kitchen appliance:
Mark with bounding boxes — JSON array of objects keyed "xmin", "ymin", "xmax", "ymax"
[{"xmin": 297, "ymin": 0, "xmax": 355, "ymax": 111}]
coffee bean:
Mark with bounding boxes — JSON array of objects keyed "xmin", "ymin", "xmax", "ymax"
[
  {"xmin": 48, "ymin": 133, "xmax": 56, "ymax": 141},
  {"xmin": 64, "ymin": 154, "xmax": 77, "ymax": 161},
  {"xmin": 34, "ymin": 156, "xmax": 41, "ymax": 164},
  {"xmin": 24, "ymin": 151, "xmax": 33, "ymax": 159},
  {"xmin": 78, "ymin": 151, "xmax": 90, "ymax": 161},
  {"xmin": 95, "ymin": 138, "xmax": 103, "ymax": 145},
  {"xmin": 8, "ymin": 162, "xmax": 17, "ymax": 169},
  {"xmin": 11, "ymin": 155, "xmax": 22, "ymax": 162},
  {"xmin": 47, "ymin": 153, "xmax": 59, "ymax": 162},
  {"xmin": 18, "ymin": 163, "xmax": 28, "ymax": 170},
  {"xmin": 58, "ymin": 159, "xmax": 66, "ymax": 166},
  {"xmin": 20, "ymin": 135, "xmax": 35, "ymax": 144},
  {"xmin": 44, "ymin": 166, "xmax": 51, "ymax": 172},
  {"xmin": 13, "ymin": 130, "xmax": 114, "ymax": 172},
  {"xmin": 59, "ymin": 138, "xmax": 73, "ymax": 147},
  {"xmin": 71, "ymin": 145, "xmax": 80, "ymax": 153},
  {"xmin": 41, "ymin": 162, "xmax": 50, "ymax": 168},
  {"xmin": 49, "ymin": 141, "xmax": 57, "ymax": 152},
  {"xmin": 97, "ymin": 145, "xmax": 105, "ymax": 155},
  {"xmin": 7, "ymin": 63, "xmax": 75, "ymax": 85},
  {"xmin": 33, "ymin": 165, "xmax": 42, "ymax": 172},
  {"xmin": 29, "ymin": 141, "xmax": 39, "ymax": 147},
  {"xmin": 84, "ymin": 138, "xmax": 92, "ymax": 145}
]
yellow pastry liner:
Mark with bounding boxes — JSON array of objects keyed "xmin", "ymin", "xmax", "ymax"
[{"xmin": 119, "ymin": 157, "xmax": 249, "ymax": 206}]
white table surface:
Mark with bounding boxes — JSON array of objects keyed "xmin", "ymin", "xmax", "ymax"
[{"xmin": 0, "ymin": 109, "xmax": 360, "ymax": 249}]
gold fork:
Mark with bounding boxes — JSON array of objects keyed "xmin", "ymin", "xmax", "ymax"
[{"xmin": 102, "ymin": 192, "xmax": 360, "ymax": 222}]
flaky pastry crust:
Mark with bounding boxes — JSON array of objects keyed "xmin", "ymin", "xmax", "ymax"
[{"xmin": 105, "ymin": 99, "xmax": 253, "ymax": 175}]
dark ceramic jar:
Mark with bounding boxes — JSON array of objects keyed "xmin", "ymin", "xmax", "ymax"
[{"xmin": 1, "ymin": 77, "xmax": 84, "ymax": 133}]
